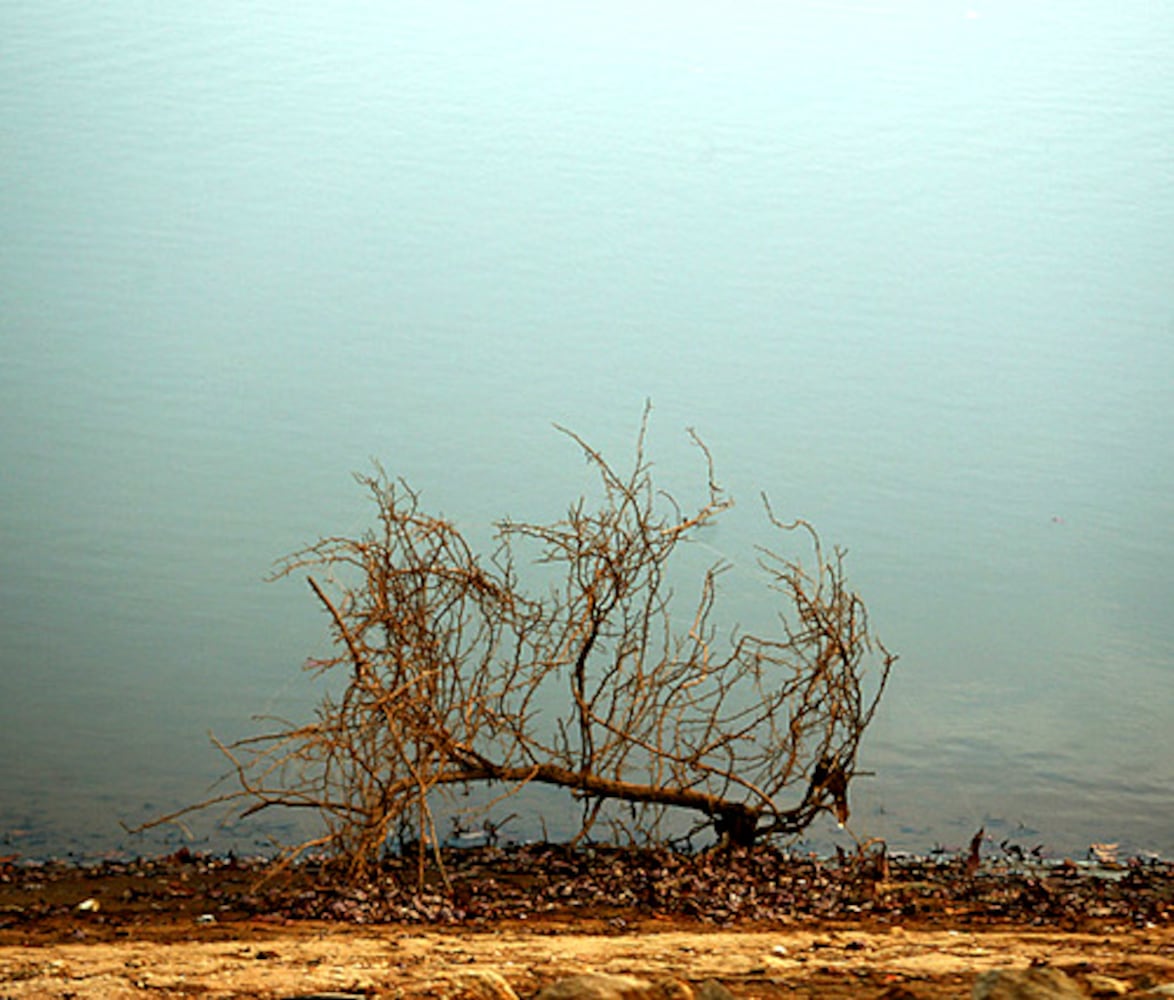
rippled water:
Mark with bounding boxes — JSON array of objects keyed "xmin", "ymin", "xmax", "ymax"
[{"xmin": 2, "ymin": 0, "xmax": 1171, "ymax": 860}]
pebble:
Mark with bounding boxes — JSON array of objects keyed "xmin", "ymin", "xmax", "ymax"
[
  {"xmin": 695, "ymin": 982, "xmax": 738, "ymax": 1000},
  {"xmin": 1083, "ymin": 974, "xmax": 1130, "ymax": 997},
  {"xmin": 279, "ymin": 994, "xmax": 370, "ymax": 1000},
  {"xmin": 973, "ymin": 967, "xmax": 1087, "ymax": 1000},
  {"xmin": 453, "ymin": 969, "xmax": 521, "ymax": 1000},
  {"xmin": 535, "ymin": 973, "xmax": 690, "ymax": 1000}
]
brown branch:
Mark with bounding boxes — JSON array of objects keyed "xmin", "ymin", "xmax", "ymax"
[
  {"xmin": 141, "ymin": 413, "xmax": 894, "ymax": 879},
  {"xmin": 306, "ymin": 574, "xmax": 370, "ymax": 678}
]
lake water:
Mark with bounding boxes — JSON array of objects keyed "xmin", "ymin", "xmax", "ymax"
[{"xmin": 2, "ymin": 0, "xmax": 1171, "ymax": 861}]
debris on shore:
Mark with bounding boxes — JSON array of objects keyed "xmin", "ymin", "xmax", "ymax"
[{"xmin": 1, "ymin": 841, "xmax": 1169, "ymax": 938}]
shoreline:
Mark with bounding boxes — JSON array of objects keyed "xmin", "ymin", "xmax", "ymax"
[
  {"xmin": 3, "ymin": 923, "xmax": 1172, "ymax": 999},
  {"xmin": 1, "ymin": 846, "xmax": 1170, "ymax": 998}
]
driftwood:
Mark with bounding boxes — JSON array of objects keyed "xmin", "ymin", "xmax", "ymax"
[{"xmin": 138, "ymin": 409, "xmax": 894, "ymax": 881}]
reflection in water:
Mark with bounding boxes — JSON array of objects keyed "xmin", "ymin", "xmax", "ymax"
[{"xmin": 0, "ymin": 0, "xmax": 1171, "ymax": 860}]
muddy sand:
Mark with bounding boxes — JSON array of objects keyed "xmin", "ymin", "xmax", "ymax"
[{"xmin": 1, "ymin": 845, "xmax": 1170, "ymax": 998}]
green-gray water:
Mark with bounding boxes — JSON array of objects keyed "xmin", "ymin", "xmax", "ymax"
[{"xmin": 2, "ymin": 0, "xmax": 1171, "ymax": 859}]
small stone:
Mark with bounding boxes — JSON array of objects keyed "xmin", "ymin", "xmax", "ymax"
[
  {"xmin": 879, "ymin": 987, "xmax": 922, "ymax": 1000},
  {"xmin": 1088, "ymin": 843, "xmax": 1119, "ymax": 865},
  {"xmin": 535, "ymin": 974, "xmax": 673, "ymax": 1000},
  {"xmin": 279, "ymin": 994, "xmax": 369, "ymax": 1000},
  {"xmin": 1144, "ymin": 987, "xmax": 1174, "ymax": 997},
  {"xmin": 75, "ymin": 898, "xmax": 100, "ymax": 912},
  {"xmin": 695, "ymin": 981, "xmax": 737, "ymax": 1000},
  {"xmin": 973, "ymin": 967, "xmax": 1087, "ymax": 1000},
  {"xmin": 1083, "ymin": 974, "xmax": 1129, "ymax": 997},
  {"xmin": 453, "ymin": 969, "xmax": 521, "ymax": 1000}
]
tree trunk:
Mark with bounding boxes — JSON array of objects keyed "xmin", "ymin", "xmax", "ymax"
[{"xmin": 715, "ymin": 805, "xmax": 759, "ymax": 847}]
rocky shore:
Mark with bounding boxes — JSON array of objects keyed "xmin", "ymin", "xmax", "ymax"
[{"xmin": 0, "ymin": 845, "xmax": 1170, "ymax": 998}]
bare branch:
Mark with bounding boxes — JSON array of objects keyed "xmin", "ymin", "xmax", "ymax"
[{"xmin": 146, "ymin": 414, "xmax": 895, "ymax": 879}]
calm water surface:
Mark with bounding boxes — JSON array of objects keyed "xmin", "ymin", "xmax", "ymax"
[{"xmin": 2, "ymin": 0, "xmax": 1172, "ymax": 859}]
